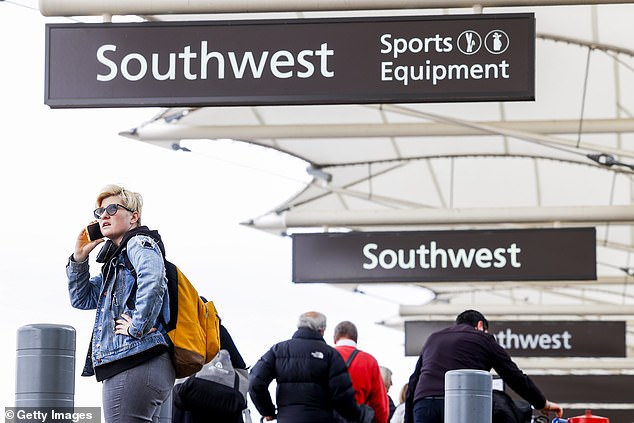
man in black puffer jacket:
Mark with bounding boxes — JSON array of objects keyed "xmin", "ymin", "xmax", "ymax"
[{"xmin": 249, "ymin": 311, "xmax": 364, "ymax": 423}]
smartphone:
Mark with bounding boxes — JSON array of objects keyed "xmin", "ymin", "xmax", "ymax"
[{"xmin": 86, "ymin": 222, "xmax": 104, "ymax": 241}]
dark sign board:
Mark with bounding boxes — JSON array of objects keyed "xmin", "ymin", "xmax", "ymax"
[
  {"xmin": 508, "ymin": 375, "xmax": 634, "ymax": 404},
  {"xmin": 405, "ymin": 321, "xmax": 452, "ymax": 356},
  {"xmin": 45, "ymin": 13, "xmax": 535, "ymax": 108},
  {"xmin": 507, "ymin": 375, "xmax": 634, "ymax": 423},
  {"xmin": 405, "ymin": 321, "xmax": 626, "ymax": 357},
  {"xmin": 292, "ymin": 227, "xmax": 596, "ymax": 283}
]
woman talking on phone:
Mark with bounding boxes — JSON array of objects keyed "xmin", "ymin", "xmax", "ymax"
[{"xmin": 66, "ymin": 184, "xmax": 175, "ymax": 422}]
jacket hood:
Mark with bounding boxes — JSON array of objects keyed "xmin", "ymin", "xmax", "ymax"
[{"xmin": 96, "ymin": 225, "xmax": 165, "ymax": 263}]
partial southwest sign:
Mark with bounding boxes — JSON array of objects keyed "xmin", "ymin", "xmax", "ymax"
[
  {"xmin": 291, "ymin": 227, "xmax": 596, "ymax": 283},
  {"xmin": 404, "ymin": 320, "xmax": 626, "ymax": 357},
  {"xmin": 44, "ymin": 13, "xmax": 535, "ymax": 108}
]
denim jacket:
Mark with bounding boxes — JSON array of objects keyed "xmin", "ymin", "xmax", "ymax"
[{"xmin": 66, "ymin": 229, "xmax": 170, "ymax": 372}]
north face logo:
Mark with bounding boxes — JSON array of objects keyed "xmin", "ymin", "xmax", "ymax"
[{"xmin": 311, "ymin": 351, "xmax": 324, "ymax": 359}]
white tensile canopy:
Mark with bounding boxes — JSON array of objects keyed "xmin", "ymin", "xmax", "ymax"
[{"xmin": 41, "ymin": 0, "xmax": 634, "ymax": 383}]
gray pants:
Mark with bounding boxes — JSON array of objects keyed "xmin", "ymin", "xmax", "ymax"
[{"xmin": 102, "ymin": 351, "xmax": 175, "ymax": 423}]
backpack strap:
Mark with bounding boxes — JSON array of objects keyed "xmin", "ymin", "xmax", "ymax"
[
  {"xmin": 345, "ymin": 348, "xmax": 360, "ymax": 367},
  {"xmin": 234, "ymin": 371, "xmax": 240, "ymax": 391},
  {"xmin": 344, "ymin": 349, "xmax": 372, "ymax": 408},
  {"xmin": 122, "ymin": 251, "xmax": 138, "ymax": 311},
  {"xmin": 121, "ymin": 244, "xmax": 173, "ymax": 331}
]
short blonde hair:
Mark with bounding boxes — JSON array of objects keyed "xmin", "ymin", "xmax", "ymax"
[
  {"xmin": 399, "ymin": 383, "xmax": 409, "ymax": 404},
  {"xmin": 96, "ymin": 184, "xmax": 143, "ymax": 225}
]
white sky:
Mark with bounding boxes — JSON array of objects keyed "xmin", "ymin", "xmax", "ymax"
[{"xmin": 0, "ymin": 1, "xmax": 419, "ymax": 416}]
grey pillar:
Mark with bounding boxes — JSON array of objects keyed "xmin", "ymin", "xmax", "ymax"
[
  {"xmin": 444, "ymin": 369, "xmax": 492, "ymax": 423},
  {"xmin": 15, "ymin": 324, "xmax": 76, "ymax": 408}
]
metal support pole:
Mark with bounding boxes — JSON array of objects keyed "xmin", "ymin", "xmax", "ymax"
[
  {"xmin": 38, "ymin": 0, "xmax": 634, "ymax": 17},
  {"xmin": 244, "ymin": 205, "xmax": 634, "ymax": 231},
  {"xmin": 15, "ymin": 324, "xmax": 76, "ymax": 408}
]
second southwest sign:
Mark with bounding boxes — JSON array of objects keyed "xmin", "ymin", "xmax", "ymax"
[
  {"xmin": 292, "ymin": 227, "xmax": 596, "ymax": 283},
  {"xmin": 404, "ymin": 320, "xmax": 625, "ymax": 357}
]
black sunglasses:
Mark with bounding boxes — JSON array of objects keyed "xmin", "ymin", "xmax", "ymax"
[{"xmin": 93, "ymin": 203, "xmax": 135, "ymax": 219}]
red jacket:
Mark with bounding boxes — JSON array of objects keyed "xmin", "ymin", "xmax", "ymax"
[{"xmin": 335, "ymin": 344, "xmax": 389, "ymax": 423}]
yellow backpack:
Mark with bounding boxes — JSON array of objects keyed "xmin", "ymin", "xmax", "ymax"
[
  {"xmin": 122, "ymin": 233, "xmax": 221, "ymax": 379},
  {"xmin": 165, "ymin": 263, "xmax": 221, "ymax": 378}
]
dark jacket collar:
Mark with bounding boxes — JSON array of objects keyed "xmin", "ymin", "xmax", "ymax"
[
  {"xmin": 292, "ymin": 327, "xmax": 325, "ymax": 342},
  {"xmin": 96, "ymin": 225, "xmax": 165, "ymax": 264}
]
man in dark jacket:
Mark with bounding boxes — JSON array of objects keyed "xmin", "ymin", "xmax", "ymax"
[
  {"xmin": 249, "ymin": 311, "xmax": 364, "ymax": 423},
  {"xmin": 404, "ymin": 310, "xmax": 564, "ymax": 423}
]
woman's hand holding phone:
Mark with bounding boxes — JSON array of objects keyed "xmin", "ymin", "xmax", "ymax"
[
  {"xmin": 86, "ymin": 222, "xmax": 103, "ymax": 241},
  {"xmin": 73, "ymin": 222, "xmax": 105, "ymax": 262}
]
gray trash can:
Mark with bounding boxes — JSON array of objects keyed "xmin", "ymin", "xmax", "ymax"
[
  {"xmin": 15, "ymin": 324, "xmax": 76, "ymax": 408},
  {"xmin": 445, "ymin": 369, "xmax": 492, "ymax": 423}
]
